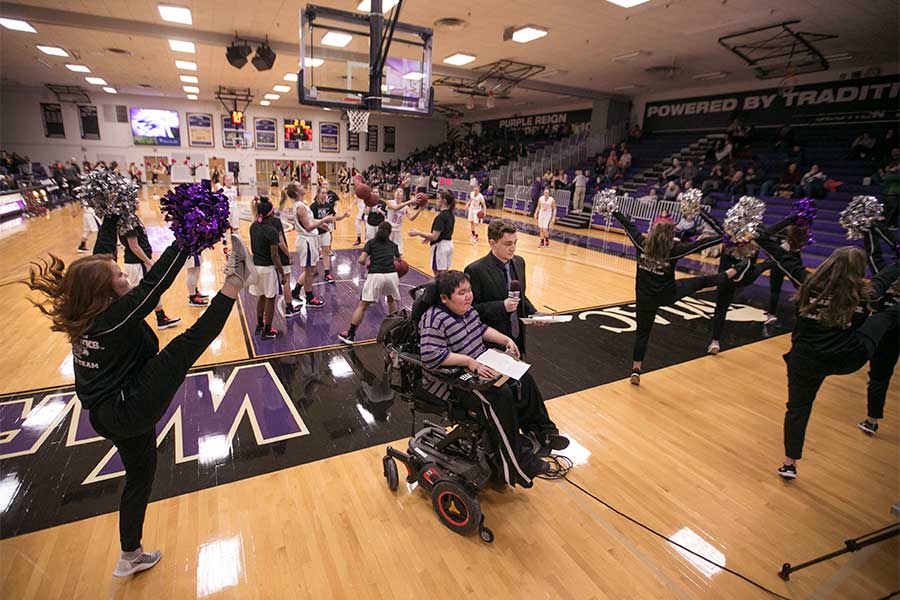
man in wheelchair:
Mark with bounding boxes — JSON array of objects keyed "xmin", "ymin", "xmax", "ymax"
[{"xmin": 417, "ymin": 270, "xmax": 566, "ymax": 488}]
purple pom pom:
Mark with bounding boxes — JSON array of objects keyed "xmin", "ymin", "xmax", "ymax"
[
  {"xmin": 790, "ymin": 198, "xmax": 817, "ymax": 245},
  {"xmin": 159, "ymin": 180, "xmax": 230, "ymax": 255}
]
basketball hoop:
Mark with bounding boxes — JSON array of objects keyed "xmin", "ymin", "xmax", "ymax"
[{"xmin": 346, "ymin": 109, "xmax": 370, "ymax": 133}]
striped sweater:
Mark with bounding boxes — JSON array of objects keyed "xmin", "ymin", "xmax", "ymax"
[{"xmin": 419, "ymin": 305, "xmax": 487, "ymax": 401}]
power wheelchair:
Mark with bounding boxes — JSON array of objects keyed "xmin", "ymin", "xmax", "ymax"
[{"xmin": 378, "ymin": 283, "xmax": 509, "ymax": 543}]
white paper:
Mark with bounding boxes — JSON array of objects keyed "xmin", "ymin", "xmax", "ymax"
[
  {"xmin": 476, "ymin": 349, "xmax": 531, "ymax": 380},
  {"xmin": 521, "ymin": 315, "xmax": 573, "ymax": 325}
]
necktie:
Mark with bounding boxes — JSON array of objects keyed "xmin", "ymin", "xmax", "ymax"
[{"xmin": 503, "ymin": 262, "xmax": 520, "ymax": 339}]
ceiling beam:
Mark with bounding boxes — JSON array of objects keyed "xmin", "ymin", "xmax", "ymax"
[{"xmin": 1, "ymin": 3, "xmax": 619, "ymax": 101}]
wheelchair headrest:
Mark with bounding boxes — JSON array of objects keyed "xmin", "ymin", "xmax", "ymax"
[{"xmin": 410, "ymin": 281, "xmax": 439, "ymax": 326}]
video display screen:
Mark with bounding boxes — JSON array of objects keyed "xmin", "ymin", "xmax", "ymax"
[{"xmin": 130, "ymin": 108, "xmax": 181, "ymax": 146}]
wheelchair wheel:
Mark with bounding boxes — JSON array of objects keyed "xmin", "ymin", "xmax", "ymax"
[
  {"xmin": 431, "ymin": 480, "xmax": 481, "ymax": 536},
  {"xmin": 383, "ymin": 455, "xmax": 399, "ymax": 491}
]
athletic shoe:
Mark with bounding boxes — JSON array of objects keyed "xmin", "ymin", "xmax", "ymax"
[
  {"xmin": 77, "ymin": 243, "xmax": 89, "ymax": 254},
  {"xmin": 113, "ymin": 549, "xmax": 162, "ymax": 577},
  {"xmin": 261, "ymin": 328, "xmax": 280, "ymax": 340},
  {"xmin": 188, "ymin": 294, "xmax": 209, "ymax": 307},
  {"xmin": 156, "ymin": 315, "xmax": 181, "ymax": 330},
  {"xmin": 285, "ymin": 303, "xmax": 302, "ymax": 318},
  {"xmin": 764, "ymin": 313, "xmax": 778, "ymax": 326},
  {"xmin": 305, "ymin": 296, "xmax": 325, "ymax": 308},
  {"xmin": 324, "ymin": 273, "xmax": 335, "ymax": 284},
  {"xmin": 195, "ymin": 292, "xmax": 210, "ymax": 299},
  {"xmin": 338, "ymin": 330, "xmax": 355, "ymax": 345},
  {"xmin": 224, "ymin": 234, "xmax": 251, "ymax": 284},
  {"xmin": 546, "ymin": 240, "xmax": 550, "ymax": 247},
  {"xmin": 707, "ymin": 340, "xmax": 720, "ymax": 355},
  {"xmin": 254, "ymin": 324, "xmax": 264, "ymax": 336},
  {"xmin": 777, "ymin": 464, "xmax": 797, "ymax": 479},
  {"xmin": 472, "ymin": 237, "xmax": 477, "ymax": 245},
  {"xmin": 353, "ymin": 237, "xmax": 362, "ymax": 246},
  {"xmin": 291, "ymin": 287, "xmax": 303, "ymax": 301},
  {"xmin": 539, "ymin": 240, "xmax": 545, "ymax": 248},
  {"xmin": 857, "ymin": 419, "xmax": 879, "ymax": 435},
  {"xmin": 544, "ymin": 433, "xmax": 570, "ymax": 451},
  {"xmin": 630, "ymin": 369, "xmax": 641, "ymax": 386}
]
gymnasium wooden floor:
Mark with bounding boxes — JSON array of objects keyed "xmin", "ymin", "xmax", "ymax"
[{"xmin": 0, "ymin": 188, "xmax": 897, "ymax": 599}]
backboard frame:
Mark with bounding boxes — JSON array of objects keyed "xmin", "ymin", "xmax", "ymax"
[{"xmin": 298, "ymin": 2, "xmax": 434, "ymax": 116}]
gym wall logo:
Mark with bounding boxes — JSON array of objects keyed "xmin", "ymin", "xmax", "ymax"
[
  {"xmin": 574, "ymin": 296, "xmax": 766, "ymax": 333},
  {"xmin": 0, "ymin": 363, "xmax": 309, "ymax": 484}
]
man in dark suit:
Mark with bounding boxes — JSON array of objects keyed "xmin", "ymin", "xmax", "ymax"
[{"xmin": 465, "ymin": 218, "xmax": 568, "ymax": 451}]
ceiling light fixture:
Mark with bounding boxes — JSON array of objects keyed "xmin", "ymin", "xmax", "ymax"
[
  {"xmin": 283, "ymin": 72, "xmax": 299, "ymax": 81},
  {"xmin": 304, "ymin": 57, "xmax": 324, "ymax": 67},
  {"xmin": 251, "ymin": 42, "xmax": 276, "ymax": 71},
  {"xmin": 65, "ymin": 64, "xmax": 91, "ymax": 72},
  {"xmin": 0, "ymin": 18, "xmax": 36, "ymax": 33},
  {"xmin": 321, "ymin": 31, "xmax": 352, "ymax": 47},
  {"xmin": 613, "ymin": 49, "xmax": 649, "ymax": 62},
  {"xmin": 260, "ymin": 100, "xmax": 271, "ymax": 106},
  {"xmin": 179, "ymin": 74, "xmax": 199, "ymax": 83},
  {"xmin": 692, "ymin": 71, "xmax": 728, "ymax": 81},
  {"xmin": 403, "ymin": 72, "xmax": 425, "ymax": 81},
  {"xmin": 158, "ymin": 4, "xmax": 192, "ymax": 25},
  {"xmin": 264, "ymin": 93, "xmax": 280, "ymax": 100},
  {"xmin": 187, "ymin": 94, "xmax": 198, "ymax": 100},
  {"xmin": 323, "ymin": 107, "xmax": 332, "ymax": 111},
  {"xmin": 605, "ymin": 0, "xmax": 651, "ymax": 7},
  {"xmin": 103, "ymin": 87, "xmax": 117, "ymax": 94},
  {"xmin": 168, "ymin": 39, "xmax": 195, "ymax": 53},
  {"xmin": 443, "ymin": 53, "xmax": 476, "ymax": 66},
  {"xmin": 614, "ymin": 84, "xmax": 637, "ymax": 91},
  {"xmin": 176, "ymin": 59, "xmax": 197, "ymax": 71},
  {"xmin": 37, "ymin": 45, "xmax": 69, "ymax": 57},
  {"xmin": 505, "ymin": 25, "xmax": 548, "ymax": 44},
  {"xmin": 85, "ymin": 76, "xmax": 107, "ymax": 85},
  {"xmin": 357, "ymin": 0, "xmax": 400, "ymax": 13},
  {"xmin": 273, "ymin": 84, "xmax": 291, "ymax": 93},
  {"xmin": 183, "ymin": 85, "xmax": 200, "ymax": 93}
]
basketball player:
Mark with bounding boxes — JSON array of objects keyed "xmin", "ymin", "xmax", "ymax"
[
  {"xmin": 466, "ymin": 184, "xmax": 487, "ymax": 244},
  {"xmin": 386, "ymin": 187, "xmax": 422, "ymax": 255},
  {"xmin": 778, "ymin": 247, "xmax": 898, "ymax": 479},
  {"xmin": 76, "ymin": 201, "xmax": 100, "ymax": 253},
  {"xmin": 410, "ymin": 190, "xmax": 455, "ymax": 277},
  {"xmin": 338, "ymin": 222, "xmax": 400, "ymax": 345},
  {"xmin": 222, "ymin": 174, "xmax": 239, "ymax": 254},
  {"xmin": 535, "ymin": 188, "xmax": 556, "ymax": 248},
  {"xmin": 613, "ymin": 210, "xmax": 746, "ymax": 385},
  {"xmin": 249, "ymin": 200, "xmax": 286, "ymax": 338},
  {"xmin": 266, "ymin": 196, "xmax": 301, "ymax": 319},
  {"xmin": 24, "ymin": 232, "xmax": 252, "ymax": 577},
  {"xmin": 285, "ymin": 182, "xmax": 338, "ymax": 308},
  {"xmin": 185, "ymin": 254, "xmax": 209, "ymax": 307},
  {"xmin": 353, "ymin": 188, "xmax": 366, "ymax": 246},
  {"xmin": 364, "ymin": 191, "xmax": 388, "ymax": 241},
  {"xmin": 119, "ymin": 215, "xmax": 180, "ymax": 330},
  {"xmin": 311, "ymin": 187, "xmax": 348, "ymax": 284}
]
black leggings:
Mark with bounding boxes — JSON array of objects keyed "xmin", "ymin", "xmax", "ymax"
[
  {"xmin": 868, "ymin": 324, "xmax": 899, "ymax": 419},
  {"xmin": 89, "ymin": 293, "xmax": 235, "ymax": 551},
  {"xmin": 710, "ymin": 262, "xmax": 772, "ymax": 340},
  {"xmin": 783, "ymin": 307, "xmax": 898, "ymax": 459},
  {"xmin": 634, "ymin": 272, "xmax": 730, "ymax": 362}
]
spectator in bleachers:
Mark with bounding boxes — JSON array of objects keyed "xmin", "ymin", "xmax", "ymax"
[
  {"xmin": 744, "ymin": 165, "xmax": 764, "ymax": 196},
  {"xmin": 619, "ymin": 148, "xmax": 632, "ymax": 172},
  {"xmin": 680, "ymin": 159, "xmax": 698, "ymax": 188},
  {"xmin": 662, "ymin": 158, "xmax": 682, "ymax": 183},
  {"xmin": 604, "ymin": 153, "xmax": 618, "ymax": 183},
  {"xmin": 725, "ymin": 170, "xmax": 747, "ymax": 198},
  {"xmin": 801, "ymin": 164, "xmax": 828, "ymax": 199},
  {"xmin": 629, "ymin": 124, "xmax": 643, "ymax": 144},
  {"xmin": 763, "ymin": 162, "xmax": 801, "ymax": 198},
  {"xmin": 639, "ymin": 187, "xmax": 659, "ymax": 204},
  {"xmin": 662, "ymin": 180, "xmax": 680, "ymax": 201},
  {"xmin": 674, "ymin": 213, "xmax": 702, "ymax": 241},
  {"xmin": 850, "ymin": 131, "xmax": 877, "ymax": 160},
  {"xmin": 651, "ymin": 209, "xmax": 673, "ymax": 227},
  {"xmin": 785, "ymin": 144, "xmax": 806, "ymax": 170},
  {"xmin": 19, "ymin": 156, "xmax": 32, "ymax": 178},
  {"xmin": 715, "ymin": 137, "xmax": 733, "ymax": 163},
  {"xmin": 701, "ymin": 164, "xmax": 724, "ymax": 194}
]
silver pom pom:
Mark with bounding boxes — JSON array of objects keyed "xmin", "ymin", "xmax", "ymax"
[
  {"xmin": 594, "ymin": 188, "xmax": 618, "ymax": 216},
  {"xmin": 723, "ymin": 196, "xmax": 766, "ymax": 245},
  {"xmin": 77, "ymin": 168, "xmax": 137, "ymax": 221},
  {"xmin": 678, "ymin": 188, "xmax": 703, "ymax": 220},
  {"xmin": 839, "ymin": 195, "xmax": 883, "ymax": 240}
]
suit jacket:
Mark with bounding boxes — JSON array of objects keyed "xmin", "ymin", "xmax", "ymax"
[{"xmin": 465, "ymin": 253, "xmax": 537, "ymax": 353}]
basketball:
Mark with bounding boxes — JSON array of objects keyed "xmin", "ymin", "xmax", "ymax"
[
  {"xmin": 354, "ymin": 181, "xmax": 371, "ymax": 203},
  {"xmin": 394, "ymin": 258, "xmax": 409, "ymax": 277},
  {"xmin": 364, "ymin": 189, "xmax": 381, "ymax": 207},
  {"xmin": 477, "ymin": 210, "xmax": 485, "ymax": 220},
  {"xmin": 415, "ymin": 192, "xmax": 428, "ymax": 208}
]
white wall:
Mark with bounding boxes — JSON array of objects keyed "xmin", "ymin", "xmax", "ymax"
[
  {"xmin": 631, "ymin": 63, "xmax": 899, "ymax": 126},
  {"xmin": 0, "ymin": 86, "xmax": 446, "ymax": 179}
]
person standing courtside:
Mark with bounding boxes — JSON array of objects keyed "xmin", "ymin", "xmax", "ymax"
[
  {"xmin": 119, "ymin": 215, "xmax": 180, "ymax": 330},
  {"xmin": 410, "ymin": 190, "xmax": 455, "ymax": 277},
  {"xmin": 464, "ymin": 218, "xmax": 568, "ymax": 451}
]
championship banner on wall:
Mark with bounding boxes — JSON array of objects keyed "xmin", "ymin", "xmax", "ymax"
[
  {"xmin": 383, "ymin": 126, "xmax": 396, "ymax": 152},
  {"xmin": 319, "ymin": 122, "xmax": 339, "ymax": 152},
  {"xmin": 284, "ymin": 118, "xmax": 313, "ymax": 150},
  {"xmin": 643, "ymin": 75, "xmax": 900, "ymax": 132},
  {"xmin": 479, "ymin": 108, "xmax": 592, "ymax": 135},
  {"xmin": 187, "ymin": 113, "xmax": 214, "ymax": 147},
  {"xmin": 255, "ymin": 117, "xmax": 277, "ymax": 150},
  {"xmin": 366, "ymin": 124, "xmax": 378, "ymax": 152}
]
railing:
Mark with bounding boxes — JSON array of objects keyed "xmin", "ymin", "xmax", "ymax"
[{"xmin": 590, "ymin": 192, "xmax": 707, "ymax": 230}]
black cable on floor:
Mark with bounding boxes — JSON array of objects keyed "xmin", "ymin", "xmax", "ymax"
[
  {"xmin": 562, "ymin": 474, "xmax": 793, "ymax": 600},
  {"xmin": 878, "ymin": 592, "xmax": 899, "ymax": 600}
]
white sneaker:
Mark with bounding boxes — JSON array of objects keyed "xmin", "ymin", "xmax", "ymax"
[
  {"xmin": 113, "ymin": 549, "xmax": 161, "ymax": 577},
  {"xmin": 225, "ymin": 234, "xmax": 252, "ymax": 284},
  {"xmin": 764, "ymin": 313, "xmax": 778, "ymax": 326},
  {"xmin": 707, "ymin": 340, "xmax": 720, "ymax": 355}
]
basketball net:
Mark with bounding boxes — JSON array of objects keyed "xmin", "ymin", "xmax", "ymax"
[{"xmin": 347, "ymin": 109, "xmax": 370, "ymax": 134}]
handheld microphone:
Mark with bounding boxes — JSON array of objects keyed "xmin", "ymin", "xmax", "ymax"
[{"xmin": 508, "ymin": 279, "xmax": 521, "ymax": 300}]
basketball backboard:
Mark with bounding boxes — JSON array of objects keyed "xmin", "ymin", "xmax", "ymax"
[{"xmin": 298, "ymin": 2, "xmax": 433, "ymax": 116}]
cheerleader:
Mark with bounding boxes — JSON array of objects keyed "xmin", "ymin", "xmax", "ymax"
[
  {"xmin": 24, "ymin": 232, "xmax": 251, "ymax": 577},
  {"xmin": 763, "ymin": 223, "xmax": 809, "ymax": 325},
  {"xmin": 535, "ymin": 188, "xmax": 556, "ymax": 248},
  {"xmin": 466, "ymin": 184, "xmax": 487, "ymax": 244},
  {"xmin": 613, "ymin": 210, "xmax": 748, "ymax": 385},
  {"xmin": 410, "ymin": 190, "xmax": 456, "ymax": 277},
  {"xmin": 778, "ymin": 247, "xmax": 899, "ymax": 479},
  {"xmin": 386, "ymin": 187, "xmax": 422, "ymax": 254}
]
